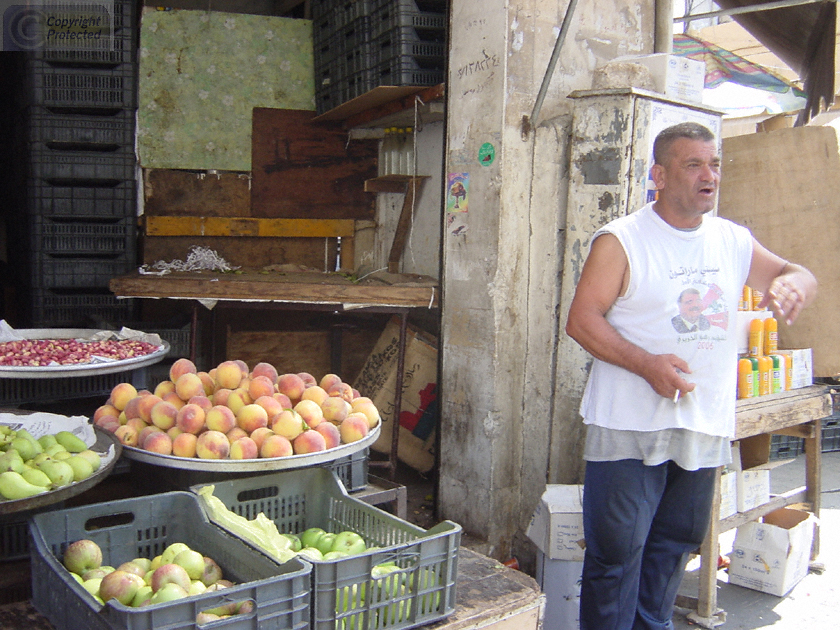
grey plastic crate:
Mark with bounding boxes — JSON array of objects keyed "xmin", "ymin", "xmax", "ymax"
[
  {"xmin": 31, "ymin": 216, "xmax": 136, "ymax": 256},
  {"xmin": 26, "ymin": 179, "xmax": 136, "ymax": 219},
  {"xmin": 823, "ymin": 419, "xmax": 840, "ymax": 452},
  {"xmin": 24, "ymin": 60, "xmax": 137, "ymax": 110},
  {"xmin": 31, "ymin": 31, "xmax": 137, "ymax": 67},
  {"xmin": 29, "ymin": 289, "xmax": 137, "ymax": 328},
  {"xmin": 29, "ymin": 491, "xmax": 312, "ymax": 630},
  {"xmin": 29, "ymin": 146, "xmax": 136, "ymax": 183},
  {"xmin": 30, "ymin": 251, "xmax": 136, "ymax": 290},
  {"xmin": 769, "ymin": 434, "xmax": 804, "ymax": 460},
  {"xmin": 370, "ymin": 2, "xmax": 447, "ymax": 41},
  {"xmin": 26, "ymin": 107, "xmax": 136, "ymax": 148},
  {"xmin": 193, "ymin": 467, "xmax": 460, "ymax": 630},
  {"xmin": 0, "ymin": 365, "xmax": 145, "ymax": 405}
]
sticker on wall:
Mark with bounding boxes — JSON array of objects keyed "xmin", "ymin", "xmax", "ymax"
[
  {"xmin": 447, "ymin": 172, "xmax": 469, "ymax": 212},
  {"xmin": 478, "ymin": 142, "xmax": 495, "ymax": 166}
]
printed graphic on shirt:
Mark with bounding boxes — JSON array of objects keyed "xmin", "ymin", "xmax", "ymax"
[{"xmin": 669, "ymin": 268, "xmax": 729, "ymax": 348}]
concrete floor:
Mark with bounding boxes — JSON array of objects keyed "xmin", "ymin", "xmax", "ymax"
[{"xmin": 673, "ymin": 450, "xmax": 840, "ymax": 629}]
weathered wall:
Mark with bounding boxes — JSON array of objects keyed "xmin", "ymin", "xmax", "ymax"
[{"xmin": 439, "ymin": 0, "xmax": 653, "ymax": 563}]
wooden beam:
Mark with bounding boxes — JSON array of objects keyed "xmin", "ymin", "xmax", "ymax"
[
  {"xmin": 387, "ymin": 177, "xmax": 428, "ymax": 274},
  {"xmin": 343, "ymin": 84, "xmax": 445, "ymax": 129},
  {"xmin": 144, "ymin": 216, "xmax": 356, "ymax": 238}
]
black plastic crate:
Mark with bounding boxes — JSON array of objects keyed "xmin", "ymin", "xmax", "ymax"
[
  {"xmin": 29, "ymin": 289, "xmax": 137, "ymax": 328},
  {"xmin": 370, "ymin": 2, "xmax": 447, "ymax": 41},
  {"xmin": 315, "ymin": 47, "xmax": 373, "ymax": 93},
  {"xmin": 29, "ymin": 146, "xmax": 136, "ymax": 184},
  {"xmin": 769, "ymin": 434, "xmax": 805, "ymax": 460},
  {"xmin": 340, "ymin": 69, "xmax": 377, "ymax": 102},
  {"xmin": 312, "ymin": 0, "xmax": 373, "ymax": 41},
  {"xmin": 374, "ymin": 56, "xmax": 444, "ymax": 87},
  {"xmin": 823, "ymin": 419, "xmax": 840, "ymax": 452},
  {"xmin": 30, "ymin": 250, "xmax": 136, "ymax": 290},
  {"xmin": 314, "ymin": 16, "xmax": 372, "ymax": 62},
  {"xmin": 0, "ymin": 363, "xmax": 145, "ymax": 405},
  {"xmin": 24, "ymin": 60, "xmax": 137, "ymax": 110},
  {"xmin": 372, "ymin": 28, "xmax": 445, "ymax": 66},
  {"xmin": 27, "ymin": 179, "xmax": 136, "ymax": 219},
  {"xmin": 30, "ymin": 216, "xmax": 136, "ymax": 256},
  {"xmin": 31, "ymin": 30, "xmax": 137, "ymax": 67},
  {"xmin": 25, "ymin": 106, "xmax": 135, "ymax": 148},
  {"xmin": 315, "ymin": 84, "xmax": 343, "ymax": 115}
]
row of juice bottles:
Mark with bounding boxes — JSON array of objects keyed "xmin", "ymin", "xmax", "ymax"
[
  {"xmin": 378, "ymin": 127, "xmax": 416, "ymax": 176},
  {"xmin": 738, "ymin": 314, "xmax": 786, "ymax": 399}
]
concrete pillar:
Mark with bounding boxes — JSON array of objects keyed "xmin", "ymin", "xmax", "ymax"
[{"xmin": 439, "ymin": 0, "xmax": 654, "ymax": 562}]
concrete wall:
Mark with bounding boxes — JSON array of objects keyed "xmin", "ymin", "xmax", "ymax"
[{"xmin": 439, "ymin": 0, "xmax": 653, "ymax": 564}]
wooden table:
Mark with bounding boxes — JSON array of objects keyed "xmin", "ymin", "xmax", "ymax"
[
  {"xmin": 109, "ymin": 269, "xmax": 439, "ymax": 479},
  {"xmin": 678, "ymin": 385, "xmax": 832, "ymax": 627}
]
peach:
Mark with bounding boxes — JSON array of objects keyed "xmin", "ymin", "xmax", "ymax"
[
  {"xmin": 172, "ymin": 432, "xmax": 198, "ymax": 458},
  {"xmin": 297, "ymin": 372, "xmax": 317, "ymax": 388},
  {"xmin": 212, "ymin": 388, "xmax": 232, "ymax": 407},
  {"xmin": 300, "ymin": 386, "xmax": 329, "ymax": 406},
  {"xmin": 214, "ymin": 361, "xmax": 243, "ymax": 390},
  {"xmin": 188, "ymin": 395, "xmax": 213, "ymax": 412},
  {"xmin": 114, "ymin": 425, "xmax": 139, "ymax": 447},
  {"xmin": 234, "ymin": 360, "xmax": 250, "ymax": 377},
  {"xmin": 123, "ymin": 396, "xmax": 143, "ymax": 421},
  {"xmin": 226, "ymin": 389, "xmax": 251, "ymax": 417},
  {"xmin": 276, "ymin": 374, "xmax": 306, "ymax": 402},
  {"xmin": 136, "ymin": 394, "xmax": 164, "ymax": 423},
  {"xmin": 251, "ymin": 362, "xmax": 278, "ymax": 383},
  {"xmin": 197, "ymin": 372, "xmax": 215, "ymax": 396},
  {"xmin": 248, "ymin": 427, "xmax": 274, "ymax": 450},
  {"xmin": 94, "ymin": 403, "xmax": 120, "ymax": 423},
  {"xmin": 321, "ymin": 397, "xmax": 351, "ymax": 424},
  {"xmin": 315, "ymin": 421, "xmax": 341, "ymax": 449},
  {"xmin": 175, "ymin": 373, "xmax": 204, "ymax": 402},
  {"xmin": 154, "ymin": 380, "xmax": 176, "ymax": 398},
  {"xmin": 137, "ymin": 425, "xmax": 162, "ymax": 448},
  {"xmin": 150, "ymin": 401, "xmax": 179, "ymax": 431},
  {"xmin": 293, "ymin": 430, "xmax": 327, "ymax": 454},
  {"xmin": 339, "ymin": 414, "xmax": 369, "ymax": 444},
  {"xmin": 273, "ymin": 392, "xmax": 293, "ymax": 409},
  {"xmin": 225, "ymin": 427, "xmax": 248, "ymax": 443},
  {"xmin": 169, "ymin": 357, "xmax": 197, "ymax": 382},
  {"xmin": 254, "ymin": 395, "xmax": 283, "ymax": 418},
  {"xmin": 270, "ymin": 409, "xmax": 306, "ymax": 441},
  {"xmin": 351, "ymin": 388, "xmax": 361, "ymax": 399},
  {"xmin": 319, "ymin": 373, "xmax": 342, "ymax": 392},
  {"xmin": 350, "ymin": 399, "xmax": 381, "ymax": 429},
  {"xmin": 236, "ymin": 403, "xmax": 268, "ymax": 434},
  {"xmin": 229, "ymin": 436, "xmax": 258, "ymax": 460},
  {"xmin": 176, "ymin": 403, "xmax": 207, "ymax": 434},
  {"xmin": 167, "ymin": 426, "xmax": 183, "ymax": 440},
  {"xmin": 196, "ymin": 431, "xmax": 230, "ymax": 459},
  {"xmin": 143, "ymin": 431, "xmax": 173, "ymax": 455},
  {"xmin": 110, "ymin": 382, "xmax": 138, "ymax": 411},
  {"xmin": 327, "ymin": 382, "xmax": 354, "ymax": 403},
  {"xmin": 161, "ymin": 391, "xmax": 186, "ymax": 410},
  {"xmin": 294, "ymin": 399, "xmax": 324, "ymax": 429},
  {"xmin": 248, "ymin": 375, "xmax": 275, "ymax": 401},
  {"xmin": 205, "ymin": 405, "xmax": 237, "ymax": 434},
  {"xmin": 259, "ymin": 434, "xmax": 293, "ymax": 458},
  {"xmin": 95, "ymin": 415, "xmax": 121, "ymax": 433}
]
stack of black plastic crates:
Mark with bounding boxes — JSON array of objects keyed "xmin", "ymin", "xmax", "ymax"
[
  {"xmin": 7, "ymin": 0, "xmax": 139, "ymax": 328},
  {"xmin": 313, "ymin": 0, "xmax": 449, "ymax": 115}
]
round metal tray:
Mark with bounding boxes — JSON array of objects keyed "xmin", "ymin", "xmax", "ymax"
[
  {"xmin": 0, "ymin": 426, "xmax": 123, "ymax": 515},
  {"xmin": 121, "ymin": 423, "xmax": 380, "ymax": 472},
  {"xmin": 0, "ymin": 328, "xmax": 169, "ymax": 379}
]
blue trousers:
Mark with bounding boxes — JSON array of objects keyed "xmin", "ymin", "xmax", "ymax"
[{"xmin": 579, "ymin": 459, "xmax": 717, "ymax": 630}]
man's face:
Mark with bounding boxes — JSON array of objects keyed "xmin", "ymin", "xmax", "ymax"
[
  {"xmin": 679, "ymin": 292, "xmax": 703, "ymax": 322},
  {"xmin": 654, "ymin": 138, "xmax": 721, "ymax": 218}
]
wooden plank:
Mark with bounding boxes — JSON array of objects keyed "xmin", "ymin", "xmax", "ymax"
[
  {"xmin": 312, "ymin": 84, "xmax": 445, "ymax": 127},
  {"xmin": 250, "ymin": 108, "xmax": 377, "ymax": 220},
  {"xmin": 143, "ymin": 169, "xmax": 251, "ymax": 217},
  {"xmin": 144, "ymin": 216, "xmax": 356, "ymax": 238},
  {"xmin": 734, "ymin": 385, "xmax": 832, "ymax": 439},
  {"xmin": 110, "ymin": 269, "xmax": 440, "ymax": 309},
  {"xmin": 389, "ymin": 177, "xmax": 427, "ymax": 273}
]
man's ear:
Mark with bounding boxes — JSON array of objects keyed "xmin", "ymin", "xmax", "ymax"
[{"xmin": 650, "ymin": 163, "xmax": 665, "ymax": 190}]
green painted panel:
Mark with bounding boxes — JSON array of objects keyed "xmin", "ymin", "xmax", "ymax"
[{"xmin": 138, "ymin": 10, "xmax": 314, "ymax": 171}]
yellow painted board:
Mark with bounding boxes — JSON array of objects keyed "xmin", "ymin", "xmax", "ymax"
[{"xmin": 145, "ymin": 216, "xmax": 356, "ymax": 238}]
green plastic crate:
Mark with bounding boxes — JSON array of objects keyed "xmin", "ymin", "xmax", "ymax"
[
  {"xmin": 29, "ymin": 491, "xmax": 312, "ymax": 630},
  {"xmin": 193, "ymin": 467, "xmax": 461, "ymax": 630}
]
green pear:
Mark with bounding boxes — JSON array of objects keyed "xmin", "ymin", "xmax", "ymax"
[
  {"xmin": 0, "ymin": 471, "xmax": 48, "ymax": 500},
  {"xmin": 21, "ymin": 467, "xmax": 52, "ymax": 487},
  {"xmin": 37, "ymin": 459, "xmax": 75, "ymax": 487},
  {"xmin": 38, "ymin": 434, "xmax": 58, "ymax": 450},
  {"xmin": 66, "ymin": 456, "xmax": 94, "ymax": 482},
  {"xmin": 76, "ymin": 450, "xmax": 101, "ymax": 472},
  {"xmin": 55, "ymin": 431, "xmax": 88, "ymax": 453}
]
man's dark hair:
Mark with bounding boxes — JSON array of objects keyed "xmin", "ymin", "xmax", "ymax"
[{"xmin": 653, "ymin": 122, "xmax": 715, "ymax": 165}]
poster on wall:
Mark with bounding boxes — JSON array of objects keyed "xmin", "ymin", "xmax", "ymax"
[{"xmin": 644, "ymin": 103, "xmax": 722, "ymax": 208}]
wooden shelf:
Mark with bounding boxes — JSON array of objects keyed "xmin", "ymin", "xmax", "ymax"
[{"xmin": 313, "ymin": 84, "xmax": 445, "ymax": 130}]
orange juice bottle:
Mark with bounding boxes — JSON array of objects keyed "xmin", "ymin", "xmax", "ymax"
[
  {"xmin": 738, "ymin": 358, "xmax": 754, "ymax": 399},
  {"xmin": 758, "ymin": 355, "xmax": 773, "ymax": 396},
  {"xmin": 739, "ymin": 286, "xmax": 752, "ymax": 311},
  {"xmin": 763, "ymin": 317, "xmax": 778, "ymax": 354},
  {"xmin": 748, "ymin": 319, "xmax": 764, "ymax": 357}
]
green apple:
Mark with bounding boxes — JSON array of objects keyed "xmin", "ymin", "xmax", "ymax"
[
  {"xmin": 298, "ymin": 547, "xmax": 324, "ymax": 562},
  {"xmin": 323, "ymin": 550, "xmax": 350, "ymax": 561},
  {"xmin": 315, "ymin": 533, "xmax": 337, "ymax": 556},
  {"xmin": 150, "ymin": 582, "xmax": 188, "ymax": 604},
  {"xmin": 283, "ymin": 533, "xmax": 302, "ymax": 552},
  {"xmin": 300, "ymin": 527, "xmax": 327, "ymax": 550},
  {"xmin": 331, "ymin": 531, "xmax": 366, "ymax": 556},
  {"xmin": 63, "ymin": 539, "xmax": 102, "ymax": 575},
  {"xmin": 173, "ymin": 548, "xmax": 205, "ymax": 581},
  {"xmin": 131, "ymin": 585, "xmax": 154, "ymax": 607},
  {"xmin": 160, "ymin": 542, "xmax": 191, "ymax": 565}
]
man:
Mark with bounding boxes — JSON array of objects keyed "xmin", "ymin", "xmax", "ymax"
[
  {"xmin": 565, "ymin": 122, "xmax": 816, "ymax": 630},
  {"xmin": 671, "ymin": 288, "xmax": 711, "ymax": 333}
]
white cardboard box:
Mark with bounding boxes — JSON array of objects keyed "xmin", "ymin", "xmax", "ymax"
[
  {"xmin": 737, "ymin": 466, "xmax": 770, "ymax": 512},
  {"xmin": 535, "ymin": 551, "xmax": 583, "ymax": 630},
  {"xmin": 777, "ymin": 348, "xmax": 813, "ymax": 389},
  {"xmin": 728, "ymin": 508, "xmax": 815, "ymax": 596},
  {"xmin": 720, "ymin": 469, "xmax": 738, "ymax": 520},
  {"xmin": 526, "ymin": 484, "xmax": 585, "ymax": 561},
  {"xmin": 614, "ymin": 53, "xmax": 705, "ymax": 102}
]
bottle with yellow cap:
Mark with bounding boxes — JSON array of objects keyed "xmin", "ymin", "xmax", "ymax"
[
  {"xmin": 748, "ymin": 356, "xmax": 759, "ymax": 398},
  {"xmin": 764, "ymin": 316, "xmax": 778, "ymax": 354},
  {"xmin": 739, "ymin": 286, "xmax": 752, "ymax": 311},
  {"xmin": 752, "ymin": 289, "xmax": 765, "ymax": 311},
  {"xmin": 758, "ymin": 355, "xmax": 773, "ymax": 396},
  {"xmin": 770, "ymin": 354, "xmax": 784, "ymax": 393},
  {"xmin": 748, "ymin": 318, "xmax": 764, "ymax": 358},
  {"xmin": 737, "ymin": 358, "xmax": 754, "ymax": 399}
]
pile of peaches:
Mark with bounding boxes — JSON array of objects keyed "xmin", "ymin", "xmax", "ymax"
[{"xmin": 93, "ymin": 358, "xmax": 380, "ymax": 460}]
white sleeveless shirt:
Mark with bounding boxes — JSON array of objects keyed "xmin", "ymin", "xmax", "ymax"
[{"xmin": 579, "ymin": 203, "xmax": 753, "ymax": 439}]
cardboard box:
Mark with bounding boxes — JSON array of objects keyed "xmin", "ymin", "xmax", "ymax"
[
  {"xmin": 777, "ymin": 348, "xmax": 813, "ymax": 389},
  {"xmin": 614, "ymin": 53, "xmax": 705, "ymax": 102},
  {"xmin": 526, "ymin": 485, "xmax": 585, "ymax": 561},
  {"xmin": 737, "ymin": 466, "xmax": 771, "ymax": 512},
  {"xmin": 728, "ymin": 508, "xmax": 815, "ymax": 596},
  {"xmin": 720, "ymin": 469, "xmax": 738, "ymax": 520},
  {"xmin": 535, "ymin": 551, "xmax": 583, "ymax": 630}
]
